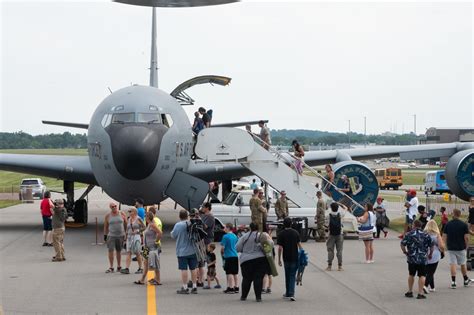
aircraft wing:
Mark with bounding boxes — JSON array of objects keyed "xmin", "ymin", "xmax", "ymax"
[
  {"xmin": 211, "ymin": 120, "xmax": 268, "ymax": 128},
  {"xmin": 187, "ymin": 142, "xmax": 474, "ymax": 181},
  {"xmin": 298, "ymin": 142, "xmax": 474, "ymax": 166},
  {"xmin": 0, "ymin": 154, "xmax": 97, "ymax": 185}
]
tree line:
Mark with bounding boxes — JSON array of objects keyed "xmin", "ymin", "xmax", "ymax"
[
  {"xmin": 0, "ymin": 129, "xmax": 421, "ymax": 149},
  {"xmin": 0, "ymin": 132, "xmax": 87, "ymax": 149}
]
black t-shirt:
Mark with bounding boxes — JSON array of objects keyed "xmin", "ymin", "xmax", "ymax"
[
  {"xmin": 343, "ymin": 181, "xmax": 352, "ymax": 196},
  {"xmin": 277, "ymin": 228, "xmax": 300, "ymax": 262},
  {"xmin": 443, "ymin": 218, "xmax": 469, "ymax": 251},
  {"xmin": 469, "ymin": 207, "xmax": 474, "ymax": 225},
  {"xmin": 202, "ymin": 113, "xmax": 210, "ymax": 126},
  {"xmin": 207, "ymin": 252, "xmax": 216, "ymax": 264}
]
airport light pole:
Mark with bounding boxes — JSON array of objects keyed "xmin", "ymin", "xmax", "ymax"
[
  {"xmin": 348, "ymin": 120, "xmax": 351, "ymax": 148},
  {"xmin": 364, "ymin": 116, "xmax": 367, "ymax": 148},
  {"xmin": 413, "ymin": 114, "xmax": 417, "ymax": 135}
]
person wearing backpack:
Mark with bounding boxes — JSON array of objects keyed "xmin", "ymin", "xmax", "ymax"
[{"xmin": 326, "ymin": 202, "xmax": 347, "ymax": 271}]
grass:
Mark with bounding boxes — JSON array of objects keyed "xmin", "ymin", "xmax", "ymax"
[
  {"xmin": 401, "ymin": 170, "xmax": 425, "ymax": 185},
  {"xmin": 0, "ymin": 200, "xmax": 21, "ymax": 209},
  {"xmin": 0, "ymin": 149, "xmax": 88, "ymax": 193},
  {"xmin": 390, "ymin": 215, "xmax": 474, "ymax": 245}
]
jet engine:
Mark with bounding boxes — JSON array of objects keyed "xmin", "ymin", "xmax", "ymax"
[
  {"xmin": 330, "ymin": 161, "xmax": 379, "ymax": 207},
  {"xmin": 445, "ymin": 149, "xmax": 474, "ymax": 201}
]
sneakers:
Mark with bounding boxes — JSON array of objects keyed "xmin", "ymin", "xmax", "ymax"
[
  {"xmin": 325, "ymin": 266, "xmax": 332, "ymax": 271},
  {"xmin": 265, "ymin": 288, "xmax": 271, "ymax": 294},
  {"xmin": 203, "ymin": 286, "xmax": 211, "ymax": 290},
  {"xmin": 463, "ymin": 278, "xmax": 472, "ymax": 287},
  {"xmin": 120, "ymin": 268, "xmax": 130, "ymax": 274},
  {"xmin": 135, "ymin": 268, "xmax": 143, "ymax": 274},
  {"xmin": 177, "ymin": 288, "xmax": 190, "ymax": 295},
  {"xmin": 451, "ymin": 282, "xmax": 457, "ymax": 289},
  {"xmin": 223, "ymin": 287, "xmax": 235, "ymax": 294},
  {"xmin": 197, "ymin": 282, "xmax": 204, "ymax": 287},
  {"xmin": 214, "ymin": 284, "xmax": 222, "ymax": 289},
  {"xmin": 423, "ymin": 286, "xmax": 429, "ymax": 294},
  {"xmin": 404, "ymin": 291, "xmax": 413, "ymax": 298},
  {"xmin": 429, "ymin": 287, "xmax": 436, "ymax": 292},
  {"xmin": 416, "ymin": 294, "xmax": 426, "ymax": 299},
  {"xmin": 289, "ymin": 296, "xmax": 296, "ymax": 301},
  {"xmin": 42, "ymin": 242, "xmax": 48, "ymax": 247},
  {"xmin": 233, "ymin": 287, "xmax": 239, "ymax": 293},
  {"xmin": 190, "ymin": 288, "xmax": 198, "ymax": 294},
  {"xmin": 338, "ymin": 266, "xmax": 344, "ymax": 271}
]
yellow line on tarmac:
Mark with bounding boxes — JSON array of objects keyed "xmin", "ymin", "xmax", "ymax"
[{"xmin": 147, "ymin": 271, "xmax": 157, "ymax": 315}]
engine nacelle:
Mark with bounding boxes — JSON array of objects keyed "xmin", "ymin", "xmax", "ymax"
[
  {"xmin": 330, "ymin": 161, "xmax": 379, "ymax": 208},
  {"xmin": 446, "ymin": 149, "xmax": 474, "ymax": 201}
]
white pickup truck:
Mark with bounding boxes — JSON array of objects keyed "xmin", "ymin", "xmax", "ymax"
[{"xmin": 211, "ymin": 190, "xmax": 359, "ymax": 239}]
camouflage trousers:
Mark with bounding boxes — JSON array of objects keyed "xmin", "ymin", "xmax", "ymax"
[
  {"xmin": 316, "ymin": 223, "xmax": 326, "ymax": 240},
  {"xmin": 52, "ymin": 228, "xmax": 65, "ymax": 260}
]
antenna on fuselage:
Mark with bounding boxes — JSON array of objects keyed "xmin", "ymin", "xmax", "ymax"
[
  {"xmin": 149, "ymin": 7, "xmax": 158, "ymax": 88},
  {"xmin": 113, "ymin": 0, "xmax": 240, "ymax": 88}
]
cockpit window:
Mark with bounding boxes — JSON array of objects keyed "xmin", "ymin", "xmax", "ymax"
[
  {"xmin": 162, "ymin": 114, "xmax": 174, "ymax": 128},
  {"xmin": 112, "ymin": 113, "xmax": 134, "ymax": 124},
  {"xmin": 137, "ymin": 113, "xmax": 161, "ymax": 124}
]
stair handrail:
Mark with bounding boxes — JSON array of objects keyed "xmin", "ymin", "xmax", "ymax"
[{"xmin": 251, "ymin": 134, "xmax": 365, "ymax": 212}]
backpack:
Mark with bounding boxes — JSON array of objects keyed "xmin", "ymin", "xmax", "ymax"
[{"xmin": 329, "ymin": 213, "xmax": 342, "ymax": 236}]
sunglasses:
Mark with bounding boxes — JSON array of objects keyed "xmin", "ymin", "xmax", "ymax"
[{"xmin": 111, "ymin": 205, "xmax": 117, "ymax": 209}]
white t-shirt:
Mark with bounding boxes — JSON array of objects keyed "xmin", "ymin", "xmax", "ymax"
[{"xmin": 408, "ymin": 197, "xmax": 419, "ymax": 218}]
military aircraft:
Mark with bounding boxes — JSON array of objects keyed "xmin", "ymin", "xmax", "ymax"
[{"xmin": 1, "ymin": 0, "xmax": 473, "ymax": 224}]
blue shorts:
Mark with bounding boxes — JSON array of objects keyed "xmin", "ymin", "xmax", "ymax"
[
  {"xmin": 178, "ymin": 254, "xmax": 198, "ymax": 271},
  {"xmin": 42, "ymin": 216, "xmax": 52, "ymax": 231}
]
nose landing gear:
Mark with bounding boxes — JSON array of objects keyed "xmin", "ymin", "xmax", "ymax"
[{"xmin": 64, "ymin": 181, "xmax": 94, "ymax": 224}]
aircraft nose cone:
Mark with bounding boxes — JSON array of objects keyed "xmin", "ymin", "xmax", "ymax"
[{"xmin": 107, "ymin": 125, "xmax": 166, "ymax": 180}]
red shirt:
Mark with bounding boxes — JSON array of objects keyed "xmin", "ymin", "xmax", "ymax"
[
  {"xmin": 441, "ymin": 213, "xmax": 448, "ymax": 225},
  {"xmin": 40, "ymin": 198, "xmax": 53, "ymax": 216}
]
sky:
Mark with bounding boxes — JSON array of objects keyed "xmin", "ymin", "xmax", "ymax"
[{"xmin": 1, "ymin": 0, "xmax": 473, "ymax": 136}]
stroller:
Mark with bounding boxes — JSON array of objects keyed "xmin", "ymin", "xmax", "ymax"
[{"xmin": 296, "ymin": 249, "xmax": 308, "ymax": 286}]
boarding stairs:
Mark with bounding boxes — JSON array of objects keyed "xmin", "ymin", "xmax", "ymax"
[{"xmin": 195, "ymin": 127, "xmax": 363, "ymax": 211}]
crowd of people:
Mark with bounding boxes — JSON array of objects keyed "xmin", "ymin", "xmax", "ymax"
[{"xmin": 38, "ymin": 185, "xmax": 473, "ymax": 303}]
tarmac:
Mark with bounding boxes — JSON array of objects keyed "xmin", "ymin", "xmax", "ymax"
[{"xmin": 1, "ymin": 188, "xmax": 473, "ymax": 315}]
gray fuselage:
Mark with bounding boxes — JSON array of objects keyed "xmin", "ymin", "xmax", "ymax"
[{"xmin": 87, "ymin": 85, "xmax": 193, "ymax": 205}]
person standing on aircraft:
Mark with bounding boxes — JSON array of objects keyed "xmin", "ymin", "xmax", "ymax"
[
  {"xmin": 249, "ymin": 189, "xmax": 267, "ymax": 233},
  {"xmin": 206, "ymin": 109, "xmax": 213, "ymax": 126},
  {"xmin": 134, "ymin": 198, "xmax": 146, "ymax": 221},
  {"xmin": 358, "ymin": 203, "xmax": 375, "ymax": 263},
  {"xmin": 401, "ymin": 220, "xmax": 433, "ymax": 299},
  {"xmin": 40, "ymin": 191, "xmax": 54, "ymax": 247},
  {"xmin": 121, "ymin": 208, "xmax": 144, "ymax": 274},
  {"xmin": 442, "ymin": 208, "xmax": 472, "ymax": 289},
  {"xmin": 135, "ymin": 211, "xmax": 162, "ymax": 285},
  {"xmin": 322, "ymin": 164, "xmax": 335, "ymax": 197},
  {"xmin": 171, "ymin": 210, "xmax": 199, "ymax": 294},
  {"xmin": 275, "ymin": 191, "xmax": 289, "ymax": 220},
  {"xmin": 51, "ymin": 199, "xmax": 68, "ymax": 262},
  {"xmin": 199, "ymin": 107, "xmax": 211, "ymax": 128},
  {"xmin": 258, "ymin": 120, "xmax": 271, "ymax": 150},
  {"xmin": 192, "ymin": 111, "xmax": 204, "ymax": 135},
  {"xmin": 104, "ymin": 202, "xmax": 127, "ymax": 273},
  {"xmin": 315, "ymin": 191, "xmax": 326, "ymax": 242},
  {"xmin": 291, "ymin": 140, "xmax": 305, "ymax": 175}
]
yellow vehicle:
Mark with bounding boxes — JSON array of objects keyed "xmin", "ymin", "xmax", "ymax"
[{"xmin": 374, "ymin": 168, "xmax": 402, "ymax": 190}]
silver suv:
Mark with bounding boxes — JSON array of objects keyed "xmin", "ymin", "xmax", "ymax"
[{"xmin": 19, "ymin": 178, "xmax": 46, "ymax": 200}]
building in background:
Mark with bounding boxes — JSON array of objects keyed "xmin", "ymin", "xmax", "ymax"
[{"xmin": 420, "ymin": 128, "xmax": 474, "ymax": 144}]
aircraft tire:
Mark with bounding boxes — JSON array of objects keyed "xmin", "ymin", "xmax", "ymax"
[{"xmin": 73, "ymin": 199, "xmax": 88, "ymax": 224}]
